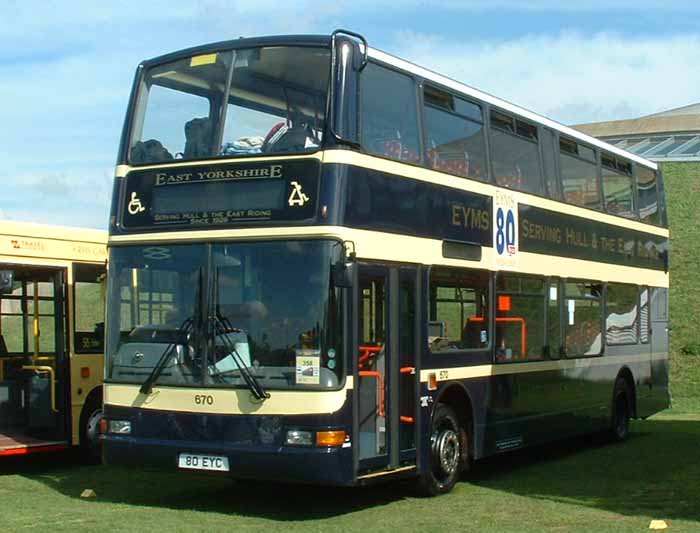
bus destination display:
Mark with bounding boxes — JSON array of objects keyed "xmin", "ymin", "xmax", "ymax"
[{"xmin": 120, "ymin": 160, "xmax": 319, "ymax": 229}]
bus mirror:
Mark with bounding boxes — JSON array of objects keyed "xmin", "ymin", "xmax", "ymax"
[
  {"xmin": 331, "ymin": 261, "xmax": 355, "ymax": 288},
  {"xmin": 0, "ymin": 270, "xmax": 14, "ymax": 294}
]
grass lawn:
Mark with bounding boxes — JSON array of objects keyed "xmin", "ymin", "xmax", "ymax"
[{"xmin": 1, "ymin": 409, "xmax": 699, "ymax": 532}]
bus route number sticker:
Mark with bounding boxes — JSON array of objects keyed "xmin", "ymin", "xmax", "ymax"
[
  {"xmin": 493, "ymin": 190, "xmax": 518, "ymax": 268},
  {"xmin": 296, "ymin": 352, "xmax": 320, "ymax": 385}
]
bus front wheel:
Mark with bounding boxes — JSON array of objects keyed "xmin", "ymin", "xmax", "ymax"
[
  {"xmin": 418, "ymin": 403, "xmax": 466, "ymax": 496},
  {"xmin": 79, "ymin": 394, "xmax": 103, "ymax": 463}
]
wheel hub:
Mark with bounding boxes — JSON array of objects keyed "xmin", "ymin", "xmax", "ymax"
[{"xmin": 434, "ymin": 428, "xmax": 460, "ymax": 476}]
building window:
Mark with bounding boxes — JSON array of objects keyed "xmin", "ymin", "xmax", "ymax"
[
  {"xmin": 361, "ymin": 62, "xmax": 420, "ymax": 164},
  {"xmin": 429, "ymin": 269, "xmax": 490, "ymax": 353},
  {"xmin": 564, "ymin": 281, "xmax": 602, "ymax": 357},
  {"xmin": 495, "ymin": 275, "xmax": 545, "ymax": 362},
  {"xmin": 606, "ymin": 283, "xmax": 639, "ymax": 345},
  {"xmin": 490, "ymin": 110, "xmax": 543, "ymax": 195},
  {"xmin": 423, "ymin": 86, "xmax": 487, "ymax": 181}
]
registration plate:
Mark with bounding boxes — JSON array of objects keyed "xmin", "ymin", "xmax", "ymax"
[{"xmin": 178, "ymin": 453, "xmax": 230, "ymax": 472}]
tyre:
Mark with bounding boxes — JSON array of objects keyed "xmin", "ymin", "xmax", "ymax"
[
  {"xmin": 417, "ymin": 403, "xmax": 469, "ymax": 496},
  {"xmin": 79, "ymin": 393, "xmax": 103, "ymax": 463},
  {"xmin": 610, "ymin": 378, "xmax": 632, "ymax": 442}
]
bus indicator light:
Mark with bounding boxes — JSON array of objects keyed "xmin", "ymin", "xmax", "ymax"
[
  {"xmin": 81, "ymin": 367, "xmax": 90, "ymax": 378},
  {"xmin": 316, "ymin": 430, "xmax": 346, "ymax": 447},
  {"xmin": 428, "ymin": 373, "xmax": 437, "ymax": 391}
]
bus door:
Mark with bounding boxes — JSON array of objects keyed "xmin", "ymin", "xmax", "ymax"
[
  {"xmin": 0, "ymin": 266, "xmax": 68, "ymax": 454},
  {"xmin": 355, "ymin": 264, "xmax": 419, "ymax": 474}
]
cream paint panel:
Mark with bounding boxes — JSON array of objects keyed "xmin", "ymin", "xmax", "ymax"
[
  {"xmin": 109, "ymin": 225, "xmax": 668, "ymax": 287},
  {"xmin": 105, "ymin": 377, "xmax": 353, "ymax": 416},
  {"xmin": 322, "ymin": 150, "xmax": 668, "ymax": 238},
  {"xmin": 70, "ymin": 355, "xmax": 104, "ymax": 444},
  {"xmin": 366, "ymin": 48, "xmax": 657, "ymax": 171},
  {"xmin": 515, "ymin": 251, "xmax": 669, "ymax": 287},
  {"xmin": 419, "ymin": 352, "xmax": 664, "ymax": 382},
  {"xmin": 0, "ymin": 226, "xmax": 107, "ymax": 263}
]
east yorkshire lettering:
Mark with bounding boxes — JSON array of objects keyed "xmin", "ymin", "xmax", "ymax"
[{"xmin": 154, "ymin": 164, "xmax": 283, "ymax": 186}]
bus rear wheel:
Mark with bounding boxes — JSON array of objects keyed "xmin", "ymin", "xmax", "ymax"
[
  {"xmin": 417, "ymin": 403, "xmax": 466, "ymax": 496},
  {"xmin": 611, "ymin": 378, "xmax": 632, "ymax": 441}
]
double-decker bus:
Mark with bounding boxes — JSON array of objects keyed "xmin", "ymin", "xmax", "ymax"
[
  {"xmin": 102, "ymin": 31, "xmax": 669, "ymax": 494},
  {"xmin": 0, "ymin": 221, "xmax": 106, "ymax": 458}
]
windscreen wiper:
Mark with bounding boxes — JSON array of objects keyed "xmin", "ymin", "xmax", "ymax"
[
  {"xmin": 211, "ymin": 314, "xmax": 269, "ymax": 401},
  {"xmin": 139, "ymin": 317, "xmax": 192, "ymax": 394},
  {"xmin": 140, "ymin": 267, "xmax": 203, "ymax": 395},
  {"xmin": 211, "ymin": 267, "xmax": 269, "ymax": 400}
]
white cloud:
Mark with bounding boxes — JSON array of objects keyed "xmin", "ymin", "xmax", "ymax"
[
  {"xmin": 2, "ymin": 2, "xmax": 700, "ymax": 229},
  {"xmin": 393, "ymin": 0, "xmax": 700, "ymax": 11},
  {"xmin": 390, "ymin": 30, "xmax": 700, "ymax": 125}
]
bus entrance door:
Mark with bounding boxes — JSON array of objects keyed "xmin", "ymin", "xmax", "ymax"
[
  {"xmin": 356, "ymin": 265, "xmax": 419, "ymax": 476},
  {"xmin": 0, "ymin": 266, "xmax": 68, "ymax": 456}
]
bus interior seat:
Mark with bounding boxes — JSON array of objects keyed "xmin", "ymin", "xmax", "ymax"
[
  {"xmin": 462, "ymin": 319, "xmax": 483, "ymax": 347},
  {"xmin": 130, "ymin": 139, "xmax": 174, "ymax": 164},
  {"xmin": 184, "ymin": 117, "xmax": 213, "ymax": 159},
  {"xmin": 426, "ymin": 147, "xmax": 469, "ymax": 178}
]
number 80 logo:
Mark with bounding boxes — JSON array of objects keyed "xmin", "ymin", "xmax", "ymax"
[{"xmin": 495, "ymin": 207, "xmax": 516, "ymax": 255}]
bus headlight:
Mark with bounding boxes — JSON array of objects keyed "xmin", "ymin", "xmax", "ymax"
[
  {"xmin": 285, "ymin": 429, "xmax": 313, "ymax": 446},
  {"xmin": 108, "ymin": 420, "xmax": 132, "ymax": 434}
]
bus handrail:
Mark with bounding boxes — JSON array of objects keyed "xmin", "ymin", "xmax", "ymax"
[
  {"xmin": 358, "ymin": 370, "xmax": 384, "ymax": 417},
  {"xmin": 21, "ymin": 365, "xmax": 58, "ymax": 413}
]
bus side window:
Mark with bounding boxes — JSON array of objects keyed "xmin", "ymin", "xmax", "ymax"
[
  {"xmin": 422, "ymin": 85, "xmax": 488, "ymax": 182},
  {"xmin": 360, "ymin": 62, "xmax": 420, "ymax": 164},
  {"xmin": 563, "ymin": 281, "xmax": 603, "ymax": 357},
  {"xmin": 559, "ymin": 138, "xmax": 601, "ymax": 211},
  {"xmin": 73, "ymin": 264, "xmax": 106, "ymax": 354},
  {"xmin": 490, "ymin": 110, "xmax": 543, "ymax": 195},
  {"xmin": 605, "ymin": 283, "xmax": 639, "ymax": 346},
  {"xmin": 429, "ymin": 268, "xmax": 489, "ymax": 353},
  {"xmin": 495, "ymin": 275, "xmax": 546, "ymax": 362},
  {"xmin": 636, "ymin": 165, "xmax": 661, "ymax": 226}
]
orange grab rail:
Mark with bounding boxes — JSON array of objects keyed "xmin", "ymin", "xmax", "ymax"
[
  {"xmin": 358, "ymin": 345, "xmax": 382, "ymax": 369},
  {"xmin": 400, "ymin": 366, "xmax": 415, "ymax": 423},
  {"xmin": 468, "ymin": 316, "xmax": 528, "ymax": 358},
  {"xmin": 358, "ymin": 370, "xmax": 384, "ymax": 417}
]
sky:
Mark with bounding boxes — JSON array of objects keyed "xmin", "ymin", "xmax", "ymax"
[{"xmin": 1, "ymin": 1, "xmax": 698, "ymax": 229}]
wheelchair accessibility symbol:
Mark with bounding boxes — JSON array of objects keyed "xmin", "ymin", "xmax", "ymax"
[
  {"xmin": 127, "ymin": 192, "xmax": 146, "ymax": 215},
  {"xmin": 288, "ymin": 181, "xmax": 309, "ymax": 207}
]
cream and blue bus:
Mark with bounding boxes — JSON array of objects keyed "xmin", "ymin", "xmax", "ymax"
[{"xmin": 102, "ymin": 31, "xmax": 669, "ymax": 494}]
